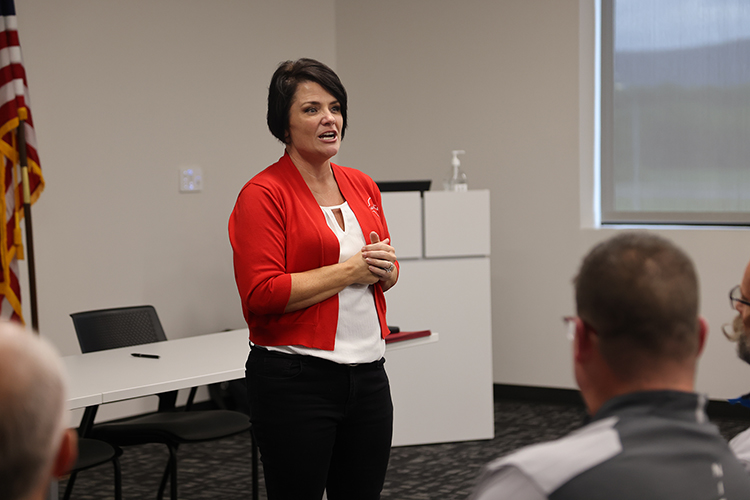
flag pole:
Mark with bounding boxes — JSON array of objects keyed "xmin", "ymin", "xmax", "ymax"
[{"xmin": 16, "ymin": 119, "xmax": 38, "ymax": 333}]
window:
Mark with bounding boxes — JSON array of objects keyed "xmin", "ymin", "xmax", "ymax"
[{"xmin": 600, "ymin": 0, "xmax": 750, "ymax": 225}]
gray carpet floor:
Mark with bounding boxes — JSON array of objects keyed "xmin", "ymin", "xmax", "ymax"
[{"xmin": 59, "ymin": 397, "xmax": 750, "ymax": 500}]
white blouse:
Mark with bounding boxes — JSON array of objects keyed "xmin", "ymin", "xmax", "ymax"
[{"xmin": 265, "ymin": 201, "xmax": 385, "ymax": 364}]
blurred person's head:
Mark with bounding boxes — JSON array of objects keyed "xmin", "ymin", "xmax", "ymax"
[
  {"xmin": 724, "ymin": 260, "xmax": 750, "ymax": 365},
  {"xmin": 571, "ymin": 232, "xmax": 706, "ymax": 414},
  {"xmin": 0, "ymin": 322, "xmax": 77, "ymax": 500}
]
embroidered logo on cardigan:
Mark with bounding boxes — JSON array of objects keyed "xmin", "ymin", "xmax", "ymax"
[{"xmin": 367, "ymin": 197, "xmax": 381, "ymax": 218}]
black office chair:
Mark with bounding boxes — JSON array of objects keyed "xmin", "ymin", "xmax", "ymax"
[
  {"xmin": 63, "ymin": 438, "xmax": 122, "ymax": 500},
  {"xmin": 70, "ymin": 305, "xmax": 258, "ymax": 500}
]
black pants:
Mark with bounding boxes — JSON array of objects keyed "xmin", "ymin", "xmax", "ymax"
[{"xmin": 245, "ymin": 346, "xmax": 393, "ymax": 500}]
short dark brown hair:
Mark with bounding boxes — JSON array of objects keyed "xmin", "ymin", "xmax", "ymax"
[
  {"xmin": 267, "ymin": 58, "xmax": 348, "ymax": 144},
  {"xmin": 574, "ymin": 232, "xmax": 700, "ymax": 379}
]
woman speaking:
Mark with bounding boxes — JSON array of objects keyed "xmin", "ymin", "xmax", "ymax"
[{"xmin": 229, "ymin": 58, "xmax": 398, "ymax": 500}]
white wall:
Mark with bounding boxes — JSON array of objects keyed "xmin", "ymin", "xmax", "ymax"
[
  {"xmin": 335, "ymin": 0, "xmax": 750, "ymax": 400},
  {"xmin": 13, "ymin": 0, "xmax": 750, "ymax": 413},
  {"xmin": 16, "ymin": 0, "xmax": 336, "ymax": 420},
  {"xmin": 335, "ymin": 0, "xmax": 584, "ymax": 390},
  {"xmin": 16, "ymin": 0, "xmax": 336, "ymax": 357}
]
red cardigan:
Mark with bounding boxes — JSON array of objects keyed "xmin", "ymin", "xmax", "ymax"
[{"xmin": 228, "ymin": 153, "xmax": 396, "ymax": 350}]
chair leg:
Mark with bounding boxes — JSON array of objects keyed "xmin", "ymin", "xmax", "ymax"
[
  {"xmin": 169, "ymin": 444, "xmax": 178, "ymax": 500},
  {"xmin": 154, "ymin": 444, "xmax": 180, "ymax": 500},
  {"xmin": 156, "ymin": 444, "xmax": 180, "ymax": 500},
  {"xmin": 113, "ymin": 453, "xmax": 122, "ymax": 500},
  {"xmin": 62, "ymin": 471, "xmax": 78, "ymax": 500},
  {"xmin": 157, "ymin": 459, "xmax": 170, "ymax": 500}
]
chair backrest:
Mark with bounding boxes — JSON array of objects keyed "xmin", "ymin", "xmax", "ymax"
[{"xmin": 70, "ymin": 305, "xmax": 168, "ymax": 353}]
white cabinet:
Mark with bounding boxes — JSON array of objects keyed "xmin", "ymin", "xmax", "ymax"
[
  {"xmin": 424, "ymin": 190, "xmax": 491, "ymax": 258},
  {"xmin": 380, "ymin": 191, "xmax": 422, "ymax": 259},
  {"xmin": 381, "ymin": 190, "xmax": 494, "ymax": 446}
]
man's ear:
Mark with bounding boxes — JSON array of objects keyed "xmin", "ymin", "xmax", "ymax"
[
  {"xmin": 573, "ymin": 317, "xmax": 594, "ymax": 363},
  {"xmin": 52, "ymin": 429, "xmax": 78, "ymax": 479},
  {"xmin": 696, "ymin": 316, "xmax": 708, "ymax": 356}
]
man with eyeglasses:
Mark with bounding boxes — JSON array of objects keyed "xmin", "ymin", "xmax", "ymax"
[
  {"xmin": 723, "ymin": 262, "xmax": 750, "ymax": 471},
  {"xmin": 469, "ymin": 232, "xmax": 750, "ymax": 500}
]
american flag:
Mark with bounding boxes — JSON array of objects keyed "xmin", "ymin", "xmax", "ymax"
[{"xmin": 0, "ymin": 0, "xmax": 43, "ymax": 324}]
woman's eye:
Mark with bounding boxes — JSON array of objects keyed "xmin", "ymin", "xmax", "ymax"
[
  {"xmin": 304, "ymin": 107, "xmax": 317, "ymax": 114},
  {"xmin": 331, "ymin": 106, "xmax": 340, "ymax": 113}
]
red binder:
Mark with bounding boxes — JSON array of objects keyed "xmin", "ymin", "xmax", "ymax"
[{"xmin": 385, "ymin": 330, "xmax": 431, "ymax": 344}]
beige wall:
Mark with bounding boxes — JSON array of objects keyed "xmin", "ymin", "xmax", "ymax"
[
  {"xmin": 335, "ymin": 0, "xmax": 584, "ymax": 386},
  {"xmin": 13, "ymin": 0, "xmax": 750, "ymax": 404},
  {"xmin": 16, "ymin": 0, "xmax": 336, "ymax": 357},
  {"xmin": 16, "ymin": 0, "xmax": 337, "ymax": 420},
  {"xmin": 335, "ymin": 0, "xmax": 750, "ymax": 399}
]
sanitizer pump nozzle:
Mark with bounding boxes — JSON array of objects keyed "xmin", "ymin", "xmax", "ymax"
[{"xmin": 446, "ymin": 150, "xmax": 467, "ymax": 192}]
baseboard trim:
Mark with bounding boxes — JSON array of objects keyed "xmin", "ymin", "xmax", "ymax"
[
  {"xmin": 493, "ymin": 384, "xmax": 750, "ymax": 420},
  {"xmin": 493, "ymin": 384, "xmax": 584, "ymax": 406}
]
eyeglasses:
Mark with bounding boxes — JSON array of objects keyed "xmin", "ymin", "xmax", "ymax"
[
  {"xmin": 562, "ymin": 316, "xmax": 576, "ymax": 341},
  {"xmin": 562, "ymin": 316, "xmax": 599, "ymax": 341},
  {"xmin": 729, "ymin": 285, "xmax": 750, "ymax": 310}
]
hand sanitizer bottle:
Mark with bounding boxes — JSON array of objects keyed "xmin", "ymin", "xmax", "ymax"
[{"xmin": 446, "ymin": 150, "xmax": 467, "ymax": 192}]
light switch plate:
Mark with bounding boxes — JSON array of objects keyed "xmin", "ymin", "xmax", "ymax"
[{"xmin": 179, "ymin": 166, "xmax": 203, "ymax": 193}]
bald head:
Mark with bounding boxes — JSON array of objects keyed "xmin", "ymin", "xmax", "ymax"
[{"xmin": 0, "ymin": 322, "xmax": 68, "ymax": 500}]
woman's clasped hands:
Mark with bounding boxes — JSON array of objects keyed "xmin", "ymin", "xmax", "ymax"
[{"xmin": 363, "ymin": 231, "xmax": 397, "ymax": 282}]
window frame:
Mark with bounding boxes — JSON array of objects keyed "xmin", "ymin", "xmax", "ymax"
[{"xmin": 599, "ymin": 0, "xmax": 750, "ymax": 226}]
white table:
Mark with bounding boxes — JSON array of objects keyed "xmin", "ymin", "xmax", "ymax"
[
  {"xmin": 53, "ymin": 327, "xmax": 438, "ymax": 500},
  {"xmin": 56, "ymin": 324, "xmax": 442, "ymax": 495},
  {"xmin": 63, "ymin": 329, "xmax": 251, "ymax": 410},
  {"xmin": 62, "ymin": 326, "xmax": 440, "ymax": 451},
  {"xmin": 53, "ymin": 329, "xmax": 252, "ymax": 500},
  {"xmin": 63, "ymin": 327, "xmax": 438, "ymax": 411}
]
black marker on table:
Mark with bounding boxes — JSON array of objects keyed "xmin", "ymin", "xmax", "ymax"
[{"xmin": 131, "ymin": 353, "xmax": 160, "ymax": 359}]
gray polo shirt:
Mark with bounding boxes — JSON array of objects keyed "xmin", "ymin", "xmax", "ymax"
[{"xmin": 470, "ymin": 391, "xmax": 750, "ymax": 500}]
